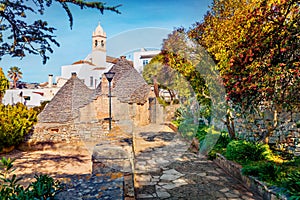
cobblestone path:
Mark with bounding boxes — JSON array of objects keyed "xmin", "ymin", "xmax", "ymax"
[
  {"xmin": 6, "ymin": 124, "xmax": 263, "ymax": 199},
  {"xmin": 133, "ymin": 125, "xmax": 262, "ymax": 200}
]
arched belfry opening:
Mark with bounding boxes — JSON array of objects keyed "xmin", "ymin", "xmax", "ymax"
[
  {"xmin": 91, "ymin": 22, "xmax": 107, "ymax": 66},
  {"xmin": 92, "ymin": 22, "xmax": 106, "ymax": 52}
]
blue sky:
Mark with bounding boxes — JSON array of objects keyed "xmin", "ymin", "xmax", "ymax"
[{"xmin": 1, "ymin": 0, "xmax": 212, "ymax": 83}]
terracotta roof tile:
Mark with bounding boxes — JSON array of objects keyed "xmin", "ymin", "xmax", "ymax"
[{"xmin": 72, "ymin": 60, "xmax": 95, "ymax": 66}]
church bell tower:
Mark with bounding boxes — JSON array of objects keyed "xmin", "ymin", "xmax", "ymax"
[{"xmin": 91, "ymin": 22, "xmax": 107, "ymax": 66}]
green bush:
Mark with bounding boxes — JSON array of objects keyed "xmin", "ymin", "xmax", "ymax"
[
  {"xmin": 0, "ymin": 157, "xmax": 61, "ymax": 199},
  {"xmin": 241, "ymin": 156, "xmax": 300, "ymax": 198},
  {"xmin": 0, "ymin": 103, "xmax": 37, "ymax": 151},
  {"xmin": 242, "ymin": 161, "xmax": 283, "ymax": 183},
  {"xmin": 157, "ymin": 97, "xmax": 170, "ymax": 107},
  {"xmin": 195, "ymin": 125, "xmax": 209, "ymax": 142},
  {"xmin": 225, "ymin": 140, "xmax": 273, "ymax": 164},
  {"xmin": 207, "ymin": 132, "xmax": 231, "ymax": 159},
  {"xmin": 282, "ymin": 171, "xmax": 300, "ymax": 199}
]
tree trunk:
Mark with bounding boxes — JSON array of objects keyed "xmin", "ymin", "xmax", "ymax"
[
  {"xmin": 225, "ymin": 108, "xmax": 236, "ymax": 139},
  {"xmin": 153, "ymin": 77, "xmax": 159, "ymax": 98},
  {"xmin": 168, "ymin": 89, "xmax": 175, "ymax": 105}
]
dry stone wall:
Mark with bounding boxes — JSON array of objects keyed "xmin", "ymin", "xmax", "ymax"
[
  {"xmin": 25, "ymin": 120, "xmax": 110, "ymax": 147},
  {"xmin": 234, "ymin": 111, "xmax": 300, "ymax": 156}
]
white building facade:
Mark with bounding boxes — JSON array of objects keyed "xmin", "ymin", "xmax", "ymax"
[
  {"xmin": 133, "ymin": 48, "xmax": 160, "ymax": 73},
  {"xmin": 57, "ymin": 22, "xmax": 113, "ymax": 89},
  {"xmin": 2, "ymin": 87, "xmax": 59, "ymax": 107}
]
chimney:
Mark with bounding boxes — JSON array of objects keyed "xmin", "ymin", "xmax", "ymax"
[
  {"xmin": 71, "ymin": 72, "xmax": 77, "ymax": 78},
  {"xmin": 120, "ymin": 56, "xmax": 126, "ymax": 60},
  {"xmin": 48, "ymin": 74, "xmax": 53, "ymax": 88}
]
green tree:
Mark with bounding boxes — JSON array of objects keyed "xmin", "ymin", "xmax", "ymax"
[
  {"xmin": 0, "ymin": 0, "xmax": 120, "ymax": 64},
  {"xmin": 7, "ymin": 66, "xmax": 23, "ymax": 89},
  {"xmin": 161, "ymin": 30, "xmax": 212, "ymax": 120},
  {"xmin": 190, "ymin": 0, "xmax": 300, "ymax": 142},
  {"xmin": 143, "ymin": 54, "xmax": 194, "ymax": 104},
  {"xmin": 0, "ymin": 67, "xmax": 9, "ymax": 102}
]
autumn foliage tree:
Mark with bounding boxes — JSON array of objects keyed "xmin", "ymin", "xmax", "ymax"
[
  {"xmin": 143, "ymin": 30, "xmax": 212, "ymax": 119},
  {"xmin": 0, "ymin": 0, "xmax": 120, "ymax": 64},
  {"xmin": 190, "ymin": 0, "xmax": 300, "ymax": 142}
]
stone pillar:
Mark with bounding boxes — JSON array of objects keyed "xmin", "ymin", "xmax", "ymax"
[
  {"xmin": 92, "ymin": 144, "xmax": 132, "ymax": 173},
  {"xmin": 92, "ymin": 144, "xmax": 135, "ymax": 199}
]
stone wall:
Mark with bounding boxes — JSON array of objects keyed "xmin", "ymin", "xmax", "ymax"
[
  {"xmin": 29, "ymin": 122, "xmax": 78, "ymax": 144},
  {"xmin": 93, "ymin": 95, "xmax": 151, "ymax": 127},
  {"xmin": 78, "ymin": 101, "xmax": 98, "ymax": 123},
  {"xmin": 214, "ymin": 153, "xmax": 288, "ymax": 200},
  {"xmin": 25, "ymin": 120, "xmax": 109, "ymax": 148},
  {"xmin": 234, "ymin": 110, "xmax": 300, "ymax": 156}
]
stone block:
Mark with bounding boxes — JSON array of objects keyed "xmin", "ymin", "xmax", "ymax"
[
  {"xmin": 92, "ymin": 159, "xmax": 132, "ymax": 174},
  {"xmin": 92, "ymin": 144, "xmax": 132, "ymax": 174},
  {"xmin": 268, "ymin": 137, "xmax": 278, "ymax": 144}
]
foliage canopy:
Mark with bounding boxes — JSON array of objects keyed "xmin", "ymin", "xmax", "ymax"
[
  {"xmin": 0, "ymin": 103, "xmax": 37, "ymax": 151},
  {"xmin": 0, "ymin": 0, "xmax": 121, "ymax": 64},
  {"xmin": 7, "ymin": 66, "xmax": 22, "ymax": 89},
  {"xmin": 0, "ymin": 68, "xmax": 9, "ymax": 101},
  {"xmin": 190, "ymin": 0, "xmax": 300, "ymax": 113},
  {"xmin": 189, "ymin": 0, "xmax": 300, "ymax": 141}
]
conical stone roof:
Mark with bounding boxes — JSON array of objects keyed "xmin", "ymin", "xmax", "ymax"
[
  {"xmin": 109, "ymin": 59, "xmax": 150, "ymax": 105},
  {"xmin": 38, "ymin": 75, "xmax": 94, "ymax": 123}
]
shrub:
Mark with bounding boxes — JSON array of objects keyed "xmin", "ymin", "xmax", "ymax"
[
  {"xmin": 281, "ymin": 171, "xmax": 300, "ymax": 199},
  {"xmin": 207, "ymin": 132, "xmax": 231, "ymax": 159},
  {"xmin": 0, "ymin": 103, "xmax": 37, "ymax": 151},
  {"xmin": 157, "ymin": 97, "xmax": 170, "ymax": 107},
  {"xmin": 0, "ymin": 157, "xmax": 61, "ymax": 199},
  {"xmin": 194, "ymin": 124, "xmax": 230, "ymax": 158},
  {"xmin": 225, "ymin": 140, "xmax": 273, "ymax": 164},
  {"xmin": 195, "ymin": 125, "xmax": 209, "ymax": 142},
  {"xmin": 242, "ymin": 161, "xmax": 283, "ymax": 183},
  {"xmin": 215, "ymin": 132, "xmax": 231, "ymax": 148}
]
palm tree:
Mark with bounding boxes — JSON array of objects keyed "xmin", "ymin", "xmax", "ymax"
[{"xmin": 7, "ymin": 66, "xmax": 23, "ymax": 89}]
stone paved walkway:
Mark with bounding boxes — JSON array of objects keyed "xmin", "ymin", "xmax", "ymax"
[
  {"xmin": 133, "ymin": 124, "xmax": 262, "ymax": 200},
  {"xmin": 4, "ymin": 124, "xmax": 262, "ymax": 199},
  {"xmin": 55, "ymin": 173, "xmax": 124, "ymax": 200}
]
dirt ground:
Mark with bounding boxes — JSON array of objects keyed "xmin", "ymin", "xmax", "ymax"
[{"xmin": 1, "ymin": 142, "xmax": 93, "ymax": 186}]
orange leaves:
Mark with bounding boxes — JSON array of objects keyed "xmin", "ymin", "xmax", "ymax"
[
  {"xmin": 190, "ymin": 0, "xmax": 299, "ymax": 111},
  {"xmin": 280, "ymin": 48, "xmax": 287, "ymax": 53}
]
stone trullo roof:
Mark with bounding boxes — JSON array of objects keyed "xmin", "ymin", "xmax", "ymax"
[
  {"xmin": 38, "ymin": 74, "xmax": 94, "ymax": 123},
  {"xmin": 109, "ymin": 59, "xmax": 150, "ymax": 105}
]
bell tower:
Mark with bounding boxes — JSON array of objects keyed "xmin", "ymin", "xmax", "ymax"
[
  {"xmin": 92, "ymin": 22, "xmax": 106, "ymax": 52},
  {"xmin": 91, "ymin": 22, "xmax": 107, "ymax": 66}
]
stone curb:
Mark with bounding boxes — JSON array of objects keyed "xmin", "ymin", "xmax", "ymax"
[
  {"xmin": 124, "ymin": 173, "xmax": 135, "ymax": 200},
  {"xmin": 214, "ymin": 153, "xmax": 289, "ymax": 200}
]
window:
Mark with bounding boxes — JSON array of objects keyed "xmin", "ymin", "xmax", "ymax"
[
  {"xmin": 95, "ymin": 40, "xmax": 98, "ymax": 47},
  {"xmin": 90, "ymin": 76, "xmax": 93, "ymax": 87},
  {"xmin": 143, "ymin": 59, "xmax": 149, "ymax": 66}
]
